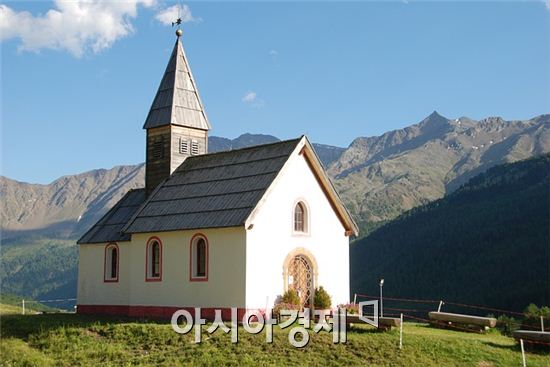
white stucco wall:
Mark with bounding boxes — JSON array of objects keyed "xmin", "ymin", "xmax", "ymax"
[
  {"xmin": 77, "ymin": 227, "xmax": 246, "ymax": 308},
  {"xmin": 245, "ymin": 150, "xmax": 350, "ymax": 310}
]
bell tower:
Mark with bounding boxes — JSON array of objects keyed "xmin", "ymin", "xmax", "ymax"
[{"xmin": 144, "ymin": 29, "xmax": 211, "ymax": 196}]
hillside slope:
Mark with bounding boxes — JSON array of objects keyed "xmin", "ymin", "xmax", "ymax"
[
  {"xmin": 350, "ymin": 154, "xmax": 550, "ymax": 312},
  {"xmin": 2, "ymin": 314, "xmax": 550, "ymax": 366}
]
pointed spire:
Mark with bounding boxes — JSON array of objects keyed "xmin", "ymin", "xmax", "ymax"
[{"xmin": 143, "ymin": 34, "xmax": 211, "ymax": 131}]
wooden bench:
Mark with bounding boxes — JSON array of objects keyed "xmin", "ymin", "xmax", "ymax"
[
  {"xmin": 429, "ymin": 311, "xmax": 496, "ymax": 332},
  {"xmin": 346, "ymin": 314, "xmax": 401, "ymax": 331},
  {"xmin": 513, "ymin": 330, "xmax": 550, "ymax": 344}
]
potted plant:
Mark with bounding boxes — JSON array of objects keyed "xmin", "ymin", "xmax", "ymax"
[
  {"xmin": 313, "ymin": 286, "xmax": 332, "ymax": 320},
  {"xmin": 273, "ymin": 289, "xmax": 301, "ymax": 321}
]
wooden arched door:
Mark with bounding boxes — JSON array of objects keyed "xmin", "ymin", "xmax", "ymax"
[{"xmin": 288, "ymin": 255, "xmax": 314, "ymax": 307}]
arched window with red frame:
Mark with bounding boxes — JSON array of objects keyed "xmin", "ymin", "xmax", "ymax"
[
  {"xmin": 190, "ymin": 234, "xmax": 208, "ymax": 281},
  {"xmin": 104, "ymin": 243, "xmax": 119, "ymax": 282},
  {"xmin": 146, "ymin": 237, "xmax": 162, "ymax": 281}
]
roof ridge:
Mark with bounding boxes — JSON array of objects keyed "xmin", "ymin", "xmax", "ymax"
[
  {"xmin": 174, "ymin": 154, "xmax": 290, "ymax": 174},
  {"xmin": 191, "ymin": 136, "xmax": 303, "ymax": 159}
]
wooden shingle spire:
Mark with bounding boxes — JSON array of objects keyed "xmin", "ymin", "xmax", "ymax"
[
  {"xmin": 143, "ymin": 33, "xmax": 211, "ymax": 130},
  {"xmin": 144, "ymin": 30, "xmax": 211, "ymax": 196}
]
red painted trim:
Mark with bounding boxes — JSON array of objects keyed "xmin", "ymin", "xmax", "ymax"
[
  {"xmin": 189, "ymin": 233, "xmax": 209, "ymax": 282},
  {"xmin": 145, "ymin": 236, "xmax": 163, "ymax": 282},
  {"xmin": 77, "ymin": 305, "xmax": 260, "ymax": 321},
  {"xmin": 103, "ymin": 243, "xmax": 119, "ymax": 283}
]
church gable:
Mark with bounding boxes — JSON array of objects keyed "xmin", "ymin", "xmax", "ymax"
[{"xmin": 245, "ymin": 137, "xmax": 359, "ymax": 237}]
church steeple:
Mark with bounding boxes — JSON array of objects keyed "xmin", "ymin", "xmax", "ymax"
[{"xmin": 144, "ymin": 30, "xmax": 211, "ymax": 196}]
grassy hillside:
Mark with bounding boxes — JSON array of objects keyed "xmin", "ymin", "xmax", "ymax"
[
  {"xmin": 351, "ymin": 154, "xmax": 550, "ymax": 312},
  {"xmin": 1, "ymin": 314, "xmax": 549, "ymax": 366},
  {"xmin": 0, "ymin": 237, "xmax": 77, "ymax": 304}
]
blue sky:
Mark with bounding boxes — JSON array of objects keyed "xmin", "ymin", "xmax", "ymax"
[{"xmin": 2, "ymin": 1, "xmax": 549, "ymax": 184}]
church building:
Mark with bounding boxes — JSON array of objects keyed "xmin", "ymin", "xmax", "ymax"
[{"xmin": 76, "ymin": 30, "xmax": 358, "ymax": 319}]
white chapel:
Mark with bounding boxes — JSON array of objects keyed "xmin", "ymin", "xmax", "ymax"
[{"xmin": 77, "ymin": 30, "xmax": 358, "ymax": 319}]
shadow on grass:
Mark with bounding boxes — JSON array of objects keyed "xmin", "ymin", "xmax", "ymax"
[
  {"xmin": 347, "ymin": 325, "xmax": 391, "ymax": 335},
  {"xmin": 482, "ymin": 341, "xmax": 518, "ymax": 352},
  {"xmin": 1, "ymin": 314, "xmax": 166, "ymax": 340},
  {"xmin": 483, "ymin": 340, "xmax": 550, "ymax": 355}
]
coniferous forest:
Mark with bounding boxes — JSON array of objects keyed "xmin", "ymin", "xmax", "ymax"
[{"xmin": 351, "ymin": 154, "xmax": 550, "ymax": 313}]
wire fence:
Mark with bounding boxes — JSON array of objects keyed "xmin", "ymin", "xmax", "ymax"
[
  {"xmin": 16, "ymin": 297, "xmax": 77, "ymax": 315},
  {"xmin": 355, "ymin": 293, "xmax": 549, "ymax": 319}
]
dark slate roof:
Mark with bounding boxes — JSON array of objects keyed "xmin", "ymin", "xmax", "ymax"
[
  {"xmin": 123, "ymin": 138, "xmax": 302, "ymax": 234},
  {"xmin": 77, "ymin": 189, "xmax": 146, "ymax": 244},
  {"xmin": 143, "ymin": 38, "xmax": 210, "ymax": 130}
]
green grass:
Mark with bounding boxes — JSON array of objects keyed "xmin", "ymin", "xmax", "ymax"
[
  {"xmin": 1, "ymin": 313, "xmax": 549, "ymax": 366},
  {"xmin": 0, "ymin": 294, "xmax": 60, "ymax": 315},
  {"xmin": 0, "ymin": 303, "xmax": 25, "ymax": 316}
]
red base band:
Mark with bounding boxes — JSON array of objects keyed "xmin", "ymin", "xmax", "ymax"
[{"xmin": 77, "ymin": 305, "xmax": 260, "ymax": 321}]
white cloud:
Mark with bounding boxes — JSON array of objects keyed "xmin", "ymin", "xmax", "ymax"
[
  {"xmin": 241, "ymin": 91, "xmax": 265, "ymax": 108},
  {"xmin": 269, "ymin": 49, "xmax": 278, "ymax": 56},
  {"xmin": 545, "ymin": 0, "xmax": 550, "ymax": 11},
  {"xmin": 155, "ymin": 4, "xmax": 199, "ymax": 26},
  {"xmin": 242, "ymin": 91, "xmax": 257, "ymax": 103},
  {"xmin": 0, "ymin": 0, "xmax": 155, "ymax": 57}
]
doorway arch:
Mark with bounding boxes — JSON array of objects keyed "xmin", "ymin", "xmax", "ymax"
[{"xmin": 282, "ymin": 248, "xmax": 319, "ymax": 307}]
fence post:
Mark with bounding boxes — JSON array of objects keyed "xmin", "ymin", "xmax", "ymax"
[
  {"xmin": 399, "ymin": 313, "xmax": 403, "ymax": 349},
  {"xmin": 520, "ymin": 339, "xmax": 526, "ymax": 367},
  {"xmin": 22, "ymin": 299, "xmax": 25, "ymax": 315},
  {"xmin": 353, "ymin": 293, "xmax": 357, "ymax": 305},
  {"xmin": 437, "ymin": 300, "xmax": 444, "ymax": 312},
  {"xmin": 541, "ymin": 316, "xmax": 545, "ymax": 332}
]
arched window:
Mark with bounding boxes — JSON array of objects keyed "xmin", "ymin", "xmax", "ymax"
[
  {"xmin": 146, "ymin": 237, "xmax": 162, "ymax": 281},
  {"xmin": 190, "ymin": 234, "xmax": 208, "ymax": 281},
  {"xmin": 104, "ymin": 243, "xmax": 119, "ymax": 282},
  {"xmin": 294, "ymin": 201, "xmax": 308, "ymax": 233}
]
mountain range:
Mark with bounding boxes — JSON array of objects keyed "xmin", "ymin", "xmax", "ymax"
[
  {"xmin": 329, "ymin": 112, "xmax": 549, "ymax": 228},
  {"xmin": 1, "ymin": 112, "xmax": 549, "ymax": 303}
]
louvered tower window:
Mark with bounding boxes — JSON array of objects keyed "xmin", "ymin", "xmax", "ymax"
[
  {"xmin": 191, "ymin": 140, "xmax": 199, "ymax": 155},
  {"xmin": 179, "ymin": 138, "xmax": 189, "ymax": 154},
  {"xmin": 152, "ymin": 141, "xmax": 164, "ymax": 159}
]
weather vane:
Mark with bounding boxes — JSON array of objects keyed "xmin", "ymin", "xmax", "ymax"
[
  {"xmin": 172, "ymin": 18, "xmax": 182, "ymax": 27},
  {"xmin": 172, "ymin": 3, "xmax": 183, "ymax": 38},
  {"xmin": 172, "ymin": 17, "xmax": 183, "ymax": 37}
]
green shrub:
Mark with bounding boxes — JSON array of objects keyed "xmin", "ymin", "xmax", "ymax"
[
  {"xmin": 523, "ymin": 304, "xmax": 550, "ymax": 329},
  {"xmin": 496, "ymin": 315, "xmax": 520, "ymax": 336},
  {"xmin": 281, "ymin": 289, "xmax": 300, "ymax": 307},
  {"xmin": 314, "ymin": 286, "xmax": 332, "ymax": 309}
]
